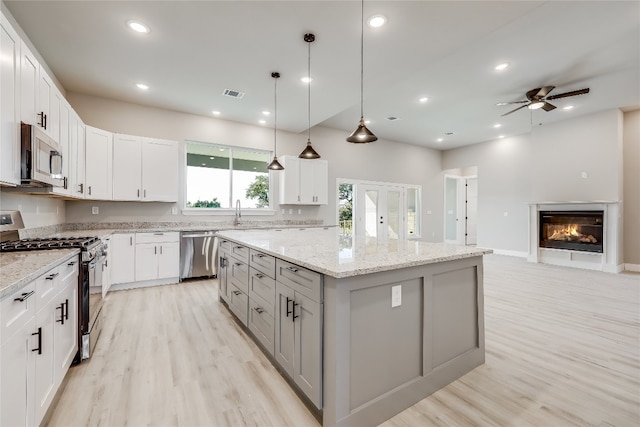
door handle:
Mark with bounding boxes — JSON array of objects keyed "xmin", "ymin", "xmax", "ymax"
[
  {"xmin": 285, "ymin": 297, "xmax": 293, "ymax": 318},
  {"xmin": 292, "ymin": 301, "xmax": 300, "ymax": 321},
  {"xmin": 32, "ymin": 328, "xmax": 42, "ymax": 354},
  {"xmin": 56, "ymin": 303, "xmax": 65, "ymax": 325}
]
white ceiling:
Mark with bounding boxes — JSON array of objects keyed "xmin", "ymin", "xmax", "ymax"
[{"xmin": 5, "ymin": 1, "xmax": 639, "ymax": 150}]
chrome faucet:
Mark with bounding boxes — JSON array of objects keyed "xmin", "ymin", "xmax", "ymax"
[{"xmin": 234, "ymin": 199, "xmax": 241, "ymax": 226}]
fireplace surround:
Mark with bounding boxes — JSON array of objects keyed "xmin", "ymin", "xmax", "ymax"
[{"xmin": 528, "ymin": 202, "xmax": 622, "ymax": 273}]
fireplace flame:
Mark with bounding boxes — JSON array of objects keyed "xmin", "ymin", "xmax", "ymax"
[{"xmin": 548, "ymin": 224, "xmax": 598, "ymax": 243}]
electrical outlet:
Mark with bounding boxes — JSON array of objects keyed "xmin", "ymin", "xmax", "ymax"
[
  {"xmin": 581, "ymin": 171, "xmax": 588, "ymax": 179},
  {"xmin": 391, "ymin": 285, "xmax": 402, "ymax": 308},
  {"xmin": 503, "ymin": 211, "xmax": 508, "ymax": 217},
  {"xmin": 91, "ymin": 206, "xmax": 99, "ymax": 215},
  {"xmin": 427, "ymin": 210, "xmax": 432, "ymax": 215},
  {"xmin": 171, "ymin": 206, "xmax": 178, "ymax": 215}
]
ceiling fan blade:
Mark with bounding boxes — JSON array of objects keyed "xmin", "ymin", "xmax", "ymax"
[
  {"xmin": 526, "ymin": 85, "xmax": 555, "ymax": 100},
  {"xmin": 542, "ymin": 102, "xmax": 556, "ymax": 112},
  {"xmin": 501, "ymin": 104, "xmax": 529, "ymax": 116},
  {"xmin": 546, "ymin": 88, "xmax": 590, "ymax": 100},
  {"xmin": 498, "ymin": 100, "xmax": 529, "ymax": 106}
]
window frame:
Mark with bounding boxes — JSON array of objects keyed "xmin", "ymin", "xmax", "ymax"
[{"xmin": 182, "ymin": 140, "xmax": 276, "ymax": 215}]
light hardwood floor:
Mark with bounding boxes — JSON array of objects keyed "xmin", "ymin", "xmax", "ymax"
[{"xmin": 45, "ymin": 255, "xmax": 640, "ymax": 427}]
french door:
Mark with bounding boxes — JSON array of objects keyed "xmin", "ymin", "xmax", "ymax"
[{"xmin": 355, "ymin": 184, "xmax": 405, "ymax": 240}]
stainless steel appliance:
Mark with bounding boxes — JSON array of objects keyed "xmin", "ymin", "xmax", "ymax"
[
  {"xmin": 0, "ymin": 213, "xmax": 105, "ymax": 364},
  {"xmin": 20, "ymin": 122, "xmax": 64, "ymax": 187},
  {"xmin": 180, "ymin": 231, "xmax": 218, "ymax": 280}
]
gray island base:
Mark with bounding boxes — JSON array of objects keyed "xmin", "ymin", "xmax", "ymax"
[{"xmin": 215, "ymin": 228, "xmax": 491, "ymax": 426}]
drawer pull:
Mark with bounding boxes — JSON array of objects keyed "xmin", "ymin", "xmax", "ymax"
[
  {"xmin": 292, "ymin": 302, "xmax": 300, "ymax": 321},
  {"xmin": 232, "ymin": 290, "xmax": 242, "ymax": 296},
  {"xmin": 255, "ymin": 273, "xmax": 264, "ymax": 279},
  {"xmin": 254, "ymin": 307, "xmax": 264, "ymax": 314},
  {"xmin": 255, "ymin": 254, "xmax": 264, "ymax": 258},
  {"xmin": 32, "ymin": 327, "xmax": 42, "ymax": 355},
  {"xmin": 234, "ymin": 246, "xmax": 244, "ymax": 250},
  {"xmin": 46, "ymin": 272, "xmax": 60, "ymax": 280},
  {"xmin": 287, "ymin": 266, "xmax": 299, "ymax": 273},
  {"xmin": 67, "ymin": 260, "xmax": 77, "ymax": 266},
  {"xmin": 14, "ymin": 290, "xmax": 35, "ymax": 302},
  {"xmin": 285, "ymin": 297, "xmax": 293, "ymax": 318},
  {"xmin": 234, "ymin": 262, "xmax": 242, "ymax": 267},
  {"xmin": 153, "ymin": 232, "xmax": 164, "ymax": 235}
]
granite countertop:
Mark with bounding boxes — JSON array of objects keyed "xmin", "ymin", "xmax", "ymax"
[
  {"xmin": 0, "ymin": 249, "xmax": 80, "ymax": 299},
  {"xmin": 216, "ymin": 228, "xmax": 493, "ymax": 278}
]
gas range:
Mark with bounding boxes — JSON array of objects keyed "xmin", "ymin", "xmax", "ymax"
[{"xmin": 0, "ymin": 236, "xmax": 104, "ymax": 261}]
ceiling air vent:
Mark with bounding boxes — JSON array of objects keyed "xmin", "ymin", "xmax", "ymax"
[
  {"xmin": 223, "ymin": 88, "xmax": 245, "ymax": 99},
  {"xmin": 386, "ymin": 116, "xmax": 400, "ymax": 121}
]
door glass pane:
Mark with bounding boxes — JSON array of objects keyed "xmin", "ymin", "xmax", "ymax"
[
  {"xmin": 365, "ymin": 190, "xmax": 378, "ymax": 237},
  {"xmin": 387, "ymin": 191, "xmax": 401, "ymax": 239},
  {"xmin": 231, "ymin": 149, "xmax": 270, "ymax": 208},
  {"xmin": 338, "ymin": 183, "xmax": 354, "ymax": 235},
  {"xmin": 407, "ymin": 188, "xmax": 420, "ymax": 237},
  {"xmin": 445, "ymin": 177, "xmax": 458, "ymax": 240}
]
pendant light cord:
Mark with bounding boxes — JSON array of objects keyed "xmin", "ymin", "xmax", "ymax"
[
  {"xmin": 274, "ymin": 75, "xmax": 278, "ymax": 154},
  {"xmin": 360, "ymin": 0, "xmax": 364, "ymax": 118},
  {"xmin": 308, "ymin": 39, "xmax": 311, "ymax": 141}
]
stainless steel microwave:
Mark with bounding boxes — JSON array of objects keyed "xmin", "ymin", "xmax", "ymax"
[{"xmin": 20, "ymin": 122, "xmax": 64, "ymax": 187}]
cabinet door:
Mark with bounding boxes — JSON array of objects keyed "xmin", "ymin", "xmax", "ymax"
[
  {"xmin": 111, "ymin": 234, "xmax": 136, "ymax": 284},
  {"xmin": 274, "ymin": 282, "xmax": 295, "ymax": 377},
  {"xmin": 278, "ymin": 155, "xmax": 301, "ymax": 204},
  {"xmin": 293, "ymin": 292, "xmax": 322, "ymax": 408},
  {"xmin": 112, "ymin": 134, "xmax": 143, "ymax": 200},
  {"xmin": 135, "ymin": 243, "xmax": 158, "ymax": 282},
  {"xmin": 142, "ymin": 138, "xmax": 178, "ymax": 201},
  {"xmin": 218, "ymin": 252, "xmax": 229, "ymax": 302},
  {"xmin": 300, "ymin": 159, "xmax": 328, "ymax": 205},
  {"xmin": 34, "ymin": 301, "xmax": 56, "ymax": 425},
  {"xmin": 51, "ymin": 100, "xmax": 71, "ymax": 195},
  {"xmin": 20, "ymin": 41, "xmax": 38, "ymax": 126},
  {"xmin": 85, "ymin": 126, "xmax": 113, "ymax": 200},
  {"xmin": 0, "ymin": 317, "xmax": 35, "ymax": 427},
  {"xmin": 46, "ymin": 82, "xmax": 61, "ymax": 143},
  {"xmin": 53, "ymin": 271, "xmax": 78, "ymax": 385},
  {"xmin": 157, "ymin": 241, "xmax": 180, "ymax": 279},
  {"xmin": 0, "ymin": 14, "xmax": 21, "ymax": 186}
]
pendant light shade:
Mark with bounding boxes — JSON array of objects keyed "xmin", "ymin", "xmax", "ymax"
[
  {"xmin": 347, "ymin": 0, "xmax": 377, "ymax": 144},
  {"xmin": 267, "ymin": 72, "xmax": 284, "ymax": 170},
  {"xmin": 298, "ymin": 33, "xmax": 321, "ymax": 159}
]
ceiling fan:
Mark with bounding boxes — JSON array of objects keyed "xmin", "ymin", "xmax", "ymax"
[{"xmin": 499, "ymin": 86, "xmax": 590, "ymax": 116}]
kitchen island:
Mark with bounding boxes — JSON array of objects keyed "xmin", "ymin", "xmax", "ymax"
[{"xmin": 216, "ymin": 227, "xmax": 492, "ymax": 427}]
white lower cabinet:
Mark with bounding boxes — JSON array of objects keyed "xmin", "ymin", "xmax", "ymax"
[
  {"xmin": 0, "ymin": 254, "xmax": 79, "ymax": 427},
  {"xmin": 134, "ymin": 232, "xmax": 180, "ymax": 283},
  {"xmin": 110, "ymin": 233, "xmax": 136, "ymax": 285}
]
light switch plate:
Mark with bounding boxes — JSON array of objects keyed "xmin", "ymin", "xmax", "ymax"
[
  {"xmin": 91, "ymin": 206, "xmax": 99, "ymax": 215},
  {"xmin": 391, "ymin": 285, "xmax": 402, "ymax": 308}
]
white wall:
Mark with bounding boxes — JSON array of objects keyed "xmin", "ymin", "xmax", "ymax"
[
  {"xmin": 65, "ymin": 92, "xmax": 444, "ymax": 240},
  {"xmin": 623, "ymin": 110, "xmax": 640, "ymax": 265},
  {"xmin": 0, "ymin": 192, "xmax": 66, "ymax": 228},
  {"xmin": 442, "ymin": 109, "xmax": 627, "ymax": 255}
]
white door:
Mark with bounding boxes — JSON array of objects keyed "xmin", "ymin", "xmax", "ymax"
[
  {"xmin": 355, "ymin": 184, "xmax": 405, "ymax": 240},
  {"xmin": 465, "ymin": 178, "xmax": 478, "ymax": 245},
  {"xmin": 444, "ymin": 176, "xmax": 465, "ymax": 244}
]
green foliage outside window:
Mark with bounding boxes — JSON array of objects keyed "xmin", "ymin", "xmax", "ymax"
[{"xmin": 245, "ymin": 175, "xmax": 269, "ymax": 208}]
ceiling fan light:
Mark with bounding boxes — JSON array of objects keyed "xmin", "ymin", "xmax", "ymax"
[
  {"xmin": 347, "ymin": 117, "xmax": 378, "ymax": 143},
  {"xmin": 528, "ymin": 101, "xmax": 545, "ymax": 110},
  {"xmin": 267, "ymin": 156, "xmax": 284, "ymax": 170},
  {"xmin": 299, "ymin": 139, "xmax": 321, "ymax": 159}
]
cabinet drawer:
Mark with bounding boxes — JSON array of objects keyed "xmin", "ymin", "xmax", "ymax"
[
  {"xmin": 249, "ymin": 268, "xmax": 276, "ymax": 308},
  {"xmin": 250, "ymin": 249, "xmax": 276, "ymax": 278},
  {"xmin": 219, "ymin": 239, "xmax": 232, "ymax": 251},
  {"xmin": 276, "ymin": 259, "xmax": 322, "ymax": 303},
  {"xmin": 1, "ymin": 281, "xmax": 37, "ymax": 344},
  {"xmin": 135, "ymin": 231, "xmax": 179, "ymax": 244},
  {"xmin": 35, "ymin": 264, "xmax": 63, "ymax": 310},
  {"xmin": 59, "ymin": 256, "xmax": 80, "ymax": 284},
  {"xmin": 227, "ymin": 284, "xmax": 248, "ymax": 326},
  {"xmin": 228, "ymin": 243, "xmax": 249, "ymax": 263},
  {"xmin": 248, "ymin": 297, "xmax": 275, "ymax": 356},
  {"xmin": 229, "ymin": 259, "xmax": 249, "ymax": 294}
]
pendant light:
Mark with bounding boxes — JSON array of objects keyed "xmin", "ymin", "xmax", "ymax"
[
  {"xmin": 298, "ymin": 33, "xmax": 321, "ymax": 159},
  {"xmin": 267, "ymin": 72, "xmax": 284, "ymax": 170},
  {"xmin": 346, "ymin": 0, "xmax": 377, "ymax": 143}
]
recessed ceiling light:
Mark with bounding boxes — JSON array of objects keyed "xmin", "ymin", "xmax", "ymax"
[
  {"xmin": 258, "ymin": 119, "xmax": 266, "ymax": 125},
  {"xmin": 212, "ymin": 110, "xmax": 221, "ymax": 116},
  {"xmin": 209, "ymin": 156, "xmax": 215, "ymax": 160},
  {"xmin": 419, "ymin": 97, "xmax": 429, "ymax": 103},
  {"xmin": 368, "ymin": 15, "xmax": 387, "ymax": 28},
  {"xmin": 493, "ymin": 123, "xmax": 502, "ymax": 128},
  {"xmin": 494, "ymin": 62, "xmax": 510, "ymax": 71},
  {"xmin": 498, "ymin": 135, "xmax": 505, "ymax": 139},
  {"xmin": 262, "ymin": 111, "xmax": 271, "ymax": 116},
  {"xmin": 301, "ymin": 76, "xmax": 313, "ymax": 84},
  {"xmin": 219, "ymin": 148, "xmax": 225, "ymax": 152},
  {"xmin": 126, "ymin": 20, "xmax": 149, "ymax": 34},
  {"xmin": 437, "ymin": 138, "xmax": 444, "ymax": 142},
  {"xmin": 563, "ymin": 105, "xmax": 575, "ymax": 110},
  {"xmin": 136, "ymin": 83, "xmax": 149, "ymax": 90}
]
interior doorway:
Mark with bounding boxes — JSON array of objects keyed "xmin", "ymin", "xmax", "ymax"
[
  {"xmin": 355, "ymin": 184, "xmax": 405, "ymax": 240},
  {"xmin": 444, "ymin": 174, "xmax": 478, "ymax": 246}
]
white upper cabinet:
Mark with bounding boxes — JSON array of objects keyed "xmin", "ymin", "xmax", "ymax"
[
  {"xmin": 141, "ymin": 137, "xmax": 178, "ymax": 202},
  {"xmin": 278, "ymin": 155, "xmax": 328, "ymax": 205},
  {"xmin": 112, "ymin": 134, "xmax": 178, "ymax": 202},
  {"xmin": 0, "ymin": 12, "xmax": 21, "ymax": 186},
  {"xmin": 84, "ymin": 125, "xmax": 112, "ymax": 200},
  {"xmin": 68, "ymin": 111, "xmax": 86, "ymax": 198},
  {"xmin": 49, "ymin": 98, "xmax": 71, "ymax": 196},
  {"xmin": 19, "ymin": 41, "xmax": 38, "ymax": 127},
  {"xmin": 112, "ymin": 133, "xmax": 143, "ymax": 200}
]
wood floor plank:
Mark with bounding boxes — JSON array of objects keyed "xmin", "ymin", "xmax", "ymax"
[{"xmin": 45, "ymin": 255, "xmax": 640, "ymax": 427}]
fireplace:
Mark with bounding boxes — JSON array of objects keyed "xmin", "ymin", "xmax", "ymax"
[{"xmin": 539, "ymin": 210, "xmax": 604, "ymax": 253}]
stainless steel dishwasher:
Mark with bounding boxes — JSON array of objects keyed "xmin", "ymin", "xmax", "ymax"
[{"xmin": 180, "ymin": 231, "xmax": 218, "ymax": 280}]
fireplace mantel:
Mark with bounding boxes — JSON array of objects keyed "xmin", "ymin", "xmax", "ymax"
[{"xmin": 527, "ymin": 201, "xmax": 622, "ymax": 273}]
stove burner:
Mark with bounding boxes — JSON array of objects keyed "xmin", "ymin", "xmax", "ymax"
[{"xmin": 0, "ymin": 236, "xmax": 101, "ymax": 252}]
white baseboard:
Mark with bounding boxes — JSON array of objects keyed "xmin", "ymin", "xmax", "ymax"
[
  {"xmin": 491, "ymin": 249, "xmax": 528, "ymax": 258},
  {"xmin": 109, "ymin": 277, "xmax": 179, "ymax": 292},
  {"xmin": 624, "ymin": 263, "xmax": 640, "ymax": 272}
]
